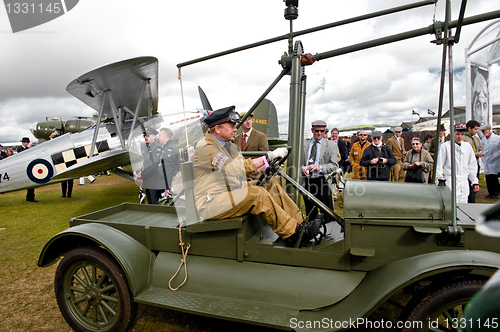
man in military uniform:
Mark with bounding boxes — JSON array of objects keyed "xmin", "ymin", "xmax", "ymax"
[
  {"xmin": 193, "ymin": 106, "xmax": 321, "ymax": 247},
  {"xmin": 140, "ymin": 127, "xmax": 180, "ymax": 204},
  {"xmin": 138, "ymin": 127, "xmax": 161, "ymax": 204},
  {"xmin": 387, "ymin": 127, "xmax": 406, "ymax": 182},
  {"xmin": 17, "ymin": 137, "xmax": 37, "ymax": 202},
  {"xmin": 349, "ymin": 131, "xmax": 370, "ymax": 180},
  {"xmin": 157, "ymin": 127, "xmax": 180, "ymax": 196}
]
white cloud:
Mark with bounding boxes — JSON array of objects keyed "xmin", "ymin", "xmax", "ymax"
[{"xmin": 0, "ymin": 0, "xmax": 499, "ymax": 143}]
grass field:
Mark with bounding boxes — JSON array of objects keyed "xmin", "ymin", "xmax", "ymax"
[{"xmin": 0, "ymin": 174, "xmax": 498, "ymax": 331}]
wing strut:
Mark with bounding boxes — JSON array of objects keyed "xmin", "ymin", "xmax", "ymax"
[
  {"xmin": 107, "ymin": 91, "xmax": 126, "ymax": 149},
  {"xmin": 88, "ymin": 92, "xmax": 106, "ymax": 159},
  {"xmin": 127, "ymin": 79, "xmax": 150, "ymax": 147}
]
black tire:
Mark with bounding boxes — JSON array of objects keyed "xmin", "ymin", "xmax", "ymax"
[
  {"xmin": 399, "ymin": 277, "xmax": 486, "ymax": 332},
  {"xmin": 54, "ymin": 246, "xmax": 137, "ymax": 332}
]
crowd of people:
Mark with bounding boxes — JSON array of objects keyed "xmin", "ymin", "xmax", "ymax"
[{"xmin": 5, "ymin": 108, "xmax": 497, "ymax": 240}]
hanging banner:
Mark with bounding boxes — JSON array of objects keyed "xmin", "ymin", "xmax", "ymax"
[{"xmin": 470, "ymin": 64, "xmax": 490, "ymax": 125}]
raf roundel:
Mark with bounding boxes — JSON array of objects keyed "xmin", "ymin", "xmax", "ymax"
[{"xmin": 27, "ymin": 159, "xmax": 54, "ymax": 184}]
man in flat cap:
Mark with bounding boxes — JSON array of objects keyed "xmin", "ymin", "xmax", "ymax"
[
  {"xmin": 302, "ymin": 120, "xmax": 338, "ymax": 223},
  {"xmin": 387, "ymin": 126, "xmax": 406, "ymax": 182},
  {"xmin": 435, "ymin": 124, "xmax": 479, "ymax": 203},
  {"xmin": 17, "ymin": 137, "xmax": 37, "ymax": 202},
  {"xmin": 193, "ymin": 106, "xmax": 321, "ymax": 247},
  {"xmin": 360, "ymin": 131, "xmax": 396, "ymax": 181}
]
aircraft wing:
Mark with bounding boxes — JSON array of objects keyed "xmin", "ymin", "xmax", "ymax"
[
  {"xmin": 66, "ymin": 56, "xmax": 158, "ymax": 119},
  {"xmin": 51, "ymin": 149, "xmax": 131, "ymax": 180}
]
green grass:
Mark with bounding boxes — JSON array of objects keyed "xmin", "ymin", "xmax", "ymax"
[{"xmin": 1, "ymin": 174, "xmax": 498, "ymax": 331}]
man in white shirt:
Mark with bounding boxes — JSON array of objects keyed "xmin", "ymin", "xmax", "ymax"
[{"xmin": 435, "ymin": 124, "xmax": 479, "ymax": 203}]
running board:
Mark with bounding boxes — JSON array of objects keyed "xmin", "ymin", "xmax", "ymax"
[{"xmin": 135, "ymin": 287, "xmax": 297, "ymax": 330}]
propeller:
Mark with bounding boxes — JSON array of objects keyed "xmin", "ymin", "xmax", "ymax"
[{"xmin": 198, "ymin": 86, "xmax": 213, "ymax": 113}]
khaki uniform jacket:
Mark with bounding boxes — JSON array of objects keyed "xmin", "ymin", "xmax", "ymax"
[
  {"xmin": 387, "ymin": 136, "xmax": 406, "ymax": 161},
  {"xmin": 234, "ymin": 129, "xmax": 269, "ymax": 153},
  {"xmin": 349, "ymin": 140, "xmax": 369, "ymax": 179},
  {"xmin": 193, "ymin": 133, "xmax": 257, "ymax": 219}
]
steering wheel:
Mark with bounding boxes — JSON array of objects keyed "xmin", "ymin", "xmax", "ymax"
[{"xmin": 257, "ymin": 147, "xmax": 292, "ymax": 186}]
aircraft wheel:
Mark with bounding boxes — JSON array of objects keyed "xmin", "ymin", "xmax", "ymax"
[
  {"xmin": 54, "ymin": 246, "xmax": 137, "ymax": 332},
  {"xmin": 398, "ymin": 277, "xmax": 486, "ymax": 332}
]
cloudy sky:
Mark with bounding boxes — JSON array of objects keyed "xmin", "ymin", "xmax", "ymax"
[{"xmin": 1, "ymin": 0, "xmax": 499, "ymax": 143}]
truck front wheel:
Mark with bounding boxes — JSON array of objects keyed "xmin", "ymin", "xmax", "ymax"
[
  {"xmin": 399, "ymin": 277, "xmax": 486, "ymax": 332},
  {"xmin": 54, "ymin": 246, "xmax": 137, "ymax": 332}
]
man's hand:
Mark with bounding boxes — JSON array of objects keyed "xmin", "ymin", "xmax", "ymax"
[
  {"xmin": 302, "ymin": 165, "xmax": 319, "ymax": 176},
  {"xmin": 267, "ymin": 147, "xmax": 288, "ymax": 162},
  {"xmin": 473, "ymin": 184, "xmax": 479, "ymax": 192},
  {"xmin": 370, "ymin": 157, "xmax": 379, "ymax": 164}
]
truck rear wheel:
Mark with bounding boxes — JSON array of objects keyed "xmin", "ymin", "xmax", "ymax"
[
  {"xmin": 399, "ymin": 277, "xmax": 486, "ymax": 332},
  {"xmin": 54, "ymin": 246, "xmax": 137, "ymax": 332}
]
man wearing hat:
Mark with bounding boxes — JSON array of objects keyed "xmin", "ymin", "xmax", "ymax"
[
  {"xmin": 137, "ymin": 127, "xmax": 162, "ymax": 204},
  {"xmin": 349, "ymin": 130, "xmax": 370, "ymax": 179},
  {"xmin": 435, "ymin": 124, "xmax": 479, "ymax": 203},
  {"xmin": 17, "ymin": 137, "xmax": 37, "ymax": 202},
  {"xmin": 193, "ymin": 106, "xmax": 321, "ymax": 247},
  {"xmin": 234, "ymin": 112, "xmax": 268, "ymax": 154},
  {"xmin": 387, "ymin": 126, "xmax": 406, "ymax": 182},
  {"xmin": 480, "ymin": 124, "xmax": 500, "ymax": 198},
  {"xmin": 429, "ymin": 124, "xmax": 448, "ymax": 159},
  {"xmin": 302, "ymin": 120, "xmax": 338, "ymax": 223},
  {"xmin": 360, "ymin": 131, "xmax": 396, "ymax": 181}
]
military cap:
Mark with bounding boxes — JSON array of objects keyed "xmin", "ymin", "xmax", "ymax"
[
  {"xmin": 204, "ymin": 106, "xmax": 240, "ymax": 128},
  {"xmin": 144, "ymin": 127, "xmax": 158, "ymax": 136},
  {"xmin": 394, "ymin": 126, "xmax": 403, "ymax": 132},
  {"xmin": 240, "ymin": 112, "xmax": 253, "ymax": 119},
  {"xmin": 311, "ymin": 120, "xmax": 327, "ymax": 127},
  {"xmin": 371, "ymin": 131, "xmax": 383, "ymax": 138},
  {"xmin": 454, "ymin": 124, "xmax": 467, "ymax": 131},
  {"xmin": 21, "ymin": 137, "xmax": 30, "ymax": 143}
]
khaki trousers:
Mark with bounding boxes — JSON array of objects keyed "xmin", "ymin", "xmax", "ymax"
[
  {"xmin": 391, "ymin": 160, "xmax": 406, "ymax": 182},
  {"xmin": 199, "ymin": 179, "xmax": 302, "ymax": 239}
]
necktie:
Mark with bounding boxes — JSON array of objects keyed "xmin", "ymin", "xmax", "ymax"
[
  {"xmin": 241, "ymin": 134, "xmax": 247, "ymax": 151},
  {"xmin": 308, "ymin": 141, "xmax": 317, "ymax": 165}
]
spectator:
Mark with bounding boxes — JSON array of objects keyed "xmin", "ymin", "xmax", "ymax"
[
  {"xmin": 5, "ymin": 148, "xmax": 14, "ymax": 157},
  {"xmin": 463, "ymin": 120, "xmax": 484, "ymax": 202},
  {"xmin": 435, "ymin": 124, "xmax": 479, "ymax": 203},
  {"xmin": 17, "ymin": 137, "xmax": 37, "ymax": 202},
  {"xmin": 430, "ymin": 124, "xmax": 447, "ymax": 159},
  {"xmin": 423, "ymin": 134, "xmax": 434, "ymax": 152},
  {"xmin": 0, "ymin": 144, "xmax": 6, "ymax": 159},
  {"xmin": 387, "ymin": 127, "xmax": 406, "ymax": 182},
  {"xmin": 234, "ymin": 112, "xmax": 269, "ymax": 153},
  {"xmin": 360, "ymin": 131, "xmax": 396, "ymax": 181},
  {"xmin": 302, "ymin": 120, "xmax": 338, "ymax": 223},
  {"xmin": 349, "ymin": 131, "xmax": 370, "ymax": 180},
  {"xmin": 330, "ymin": 128, "xmax": 349, "ymax": 174},
  {"xmin": 480, "ymin": 124, "xmax": 500, "ymax": 198},
  {"xmin": 403, "ymin": 137, "xmax": 433, "ymax": 183},
  {"xmin": 137, "ymin": 127, "xmax": 161, "ymax": 204}
]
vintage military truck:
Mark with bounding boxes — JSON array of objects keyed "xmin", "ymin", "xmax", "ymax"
[
  {"xmin": 37, "ymin": 2, "xmax": 500, "ymax": 331},
  {"xmin": 38, "ymin": 163, "xmax": 500, "ymax": 331}
]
